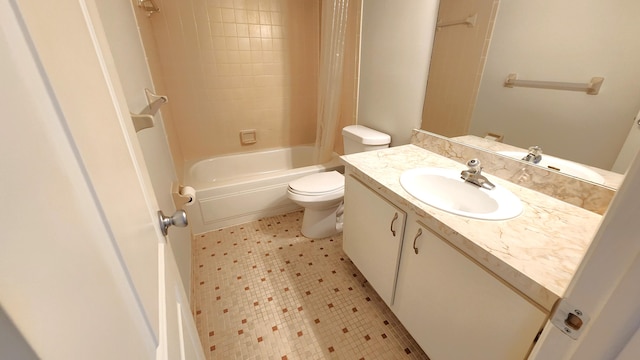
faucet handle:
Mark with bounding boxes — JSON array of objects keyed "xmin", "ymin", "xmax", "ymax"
[
  {"xmin": 528, "ymin": 146, "xmax": 543, "ymax": 156},
  {"xmin": 461, "ymin": 158, "xmax": 495, "ymax": 189},
  {"xmin": 466, "ymin": 158, "xmax": 481, "ymax": 173}
]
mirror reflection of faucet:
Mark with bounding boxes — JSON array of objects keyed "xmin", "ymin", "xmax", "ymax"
[
  {"xmin": 521, "ymin": 146, "xmax": 543, "ymax": 164},
  {"xmin": 460, "ymin": 159, "xmax": 496, "ymax": 190}
]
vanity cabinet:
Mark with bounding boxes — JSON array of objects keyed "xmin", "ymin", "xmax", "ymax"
[
  {"xmin": 342, "ymin": 172, "xmax": 548, "ymax": 359},
  {"xmin": 343, "ymin": 175, "xmax": 406, "ymax": 306},
  {"xmin": 392, "ymin": 218, "xmax": 547, "ymax": 359}
]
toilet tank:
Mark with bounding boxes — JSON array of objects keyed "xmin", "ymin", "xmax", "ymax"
[{"xmin": 342, "ymin": 125, "xmax": 391, "ymax": 154}]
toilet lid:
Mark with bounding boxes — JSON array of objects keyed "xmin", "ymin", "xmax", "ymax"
[{"xmin": 288, "ymin": 171, "xmax": 344, "ymax": 195}]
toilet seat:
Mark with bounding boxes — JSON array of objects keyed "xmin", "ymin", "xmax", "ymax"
[{"xmin": 288, "ymin": 171, "xmax": 344, "ymax": 196}]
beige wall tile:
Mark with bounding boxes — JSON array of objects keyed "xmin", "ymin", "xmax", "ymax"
[{"xmin": 137, "ymin": 0, "xmax": 359, "ymax": 172}]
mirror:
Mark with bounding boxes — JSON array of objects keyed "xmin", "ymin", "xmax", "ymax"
[{"xmin": 421, "ymin": 0, "xmax": 640, "ymax": 186}]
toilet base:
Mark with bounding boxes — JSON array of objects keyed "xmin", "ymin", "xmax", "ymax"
[{"xmin": 300, "ymin": 205, "xmax": 342, "ymax": 239}]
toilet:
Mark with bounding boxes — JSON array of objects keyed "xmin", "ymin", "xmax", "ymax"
[{"xmin": 287, "ymin": 125, "xmax": 391, "ymax": 239}]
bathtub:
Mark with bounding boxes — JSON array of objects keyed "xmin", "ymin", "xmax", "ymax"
[{"xmin": 184, "ymin": 145, "xmax": 344, "ymax": 235}]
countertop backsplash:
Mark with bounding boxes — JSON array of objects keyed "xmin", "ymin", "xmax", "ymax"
[{"xmin": 410, "ymin": 129, "xmax": 615, "ymax": 215}]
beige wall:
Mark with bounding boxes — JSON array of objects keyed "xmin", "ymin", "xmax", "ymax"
[
  {"xmin": 133, "ymin": 1, "xmax": 185, "ymax": 179},
  {"xmin": 421, "ymin": 0, "xmax": 498, "ymax": 137},
  {"xmin": 358, "ymin": 0, "xmax": 440, "ymax": 146},
  {"xmin": 469, "ymin": 0, "xmax": 640, "ymax": 170}
]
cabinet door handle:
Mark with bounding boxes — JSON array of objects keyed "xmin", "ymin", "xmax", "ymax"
[
  {"xmin": 390, "ymin": 212, "xmax": 399, "ymax": 236},
  {"xmin": 412, "ymin": 228, "xmax": 422, "ymax": 254}
]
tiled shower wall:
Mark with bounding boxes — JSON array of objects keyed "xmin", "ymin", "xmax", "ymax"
[{"xmin": 136, "ymin": 0, "xmax": 361, "ymax": 174}]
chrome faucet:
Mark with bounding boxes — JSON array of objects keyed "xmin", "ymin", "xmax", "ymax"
[
  {"xmin": 521, "ymin": 146, "xmax": 543, "ymax": 164},
  {"xmin": 460, "ymin": 159, "xmax": 495, "ymax": 190}
]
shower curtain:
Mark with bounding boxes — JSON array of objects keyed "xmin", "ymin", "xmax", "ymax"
[{"xmin": 315, "ymin": 0, "xmax": 351, "ymax": 163}]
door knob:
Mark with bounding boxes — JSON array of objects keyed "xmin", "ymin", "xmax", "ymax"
[{"xmin": 158, "ymin": 210, "xmax": 188, "ymax": 236}]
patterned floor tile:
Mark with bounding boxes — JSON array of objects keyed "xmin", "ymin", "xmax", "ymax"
[{"xmin": 192, "ymin": 210, "xmax": 429, "ymax": 360}]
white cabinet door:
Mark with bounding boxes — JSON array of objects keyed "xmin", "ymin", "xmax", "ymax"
[
  {"xmin": 393, "ymin": 219, "xmax": 547, "ymax": 360},
  {"xmin": 343, "ymin": 175, "xmax": 406, "ymax": 305}
]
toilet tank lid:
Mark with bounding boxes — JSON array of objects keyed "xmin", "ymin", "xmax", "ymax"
[{"xmin": 342, "ymin": 125, "xmax": 391, "ymax": 145}]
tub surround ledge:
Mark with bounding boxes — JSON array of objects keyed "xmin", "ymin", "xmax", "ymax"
[{"xmin": 340, "ymin": 144, "xmax": 601, "ymax": 311}]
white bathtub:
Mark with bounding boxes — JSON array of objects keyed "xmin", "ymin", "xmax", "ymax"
[{"xmin": 184, "ymin": 145, "xmax": 343, "ymax": 235}]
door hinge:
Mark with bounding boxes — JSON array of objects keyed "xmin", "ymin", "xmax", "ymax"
[{"xmin": 550, "ymin": 298, "xmax": 590, "ymax": 340}]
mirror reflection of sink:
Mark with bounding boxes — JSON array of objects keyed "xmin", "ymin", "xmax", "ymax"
[
  {"xmin": 497, "ymin": 151, "xmax": 605, "ymax": 184},
  {"xmin": 400, "ymin": 167, "xmax": 523, "ymax": 221}
]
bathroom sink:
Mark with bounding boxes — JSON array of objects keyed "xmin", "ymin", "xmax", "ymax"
[
  {"xmin": 400, "ymin": 167, "xmax": 523, "ymax": 220},
  {"xmin": 497, "ymin": 151, "xmax": 605, "ymax": 184}
]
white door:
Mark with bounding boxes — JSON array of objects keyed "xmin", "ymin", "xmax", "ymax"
[
  {"xmin": 92, "ymin": 0, "xmax": 194, "ymax": 292},
  {"xmin": 0, "ymin": 0, "xmax": 203, "ymax": 359},
  {"xmin": 530, "ymin": 141, "xmax": 640, "ymax": 357},
  {"xmin": 616, "ymin": 324, "xmax": 640, "ymax": 360}
]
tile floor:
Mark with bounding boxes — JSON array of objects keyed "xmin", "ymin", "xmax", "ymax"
[{"xmin": 192, "ymin": 210, "xmax": 429, "ymax": 360}]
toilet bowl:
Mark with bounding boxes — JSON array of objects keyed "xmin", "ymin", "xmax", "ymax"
[
  {"xmin": 287, "ymin": 125, "xmax": 391, "ymax": 239},
  {"xmin": 287, "ymin": 170, "xmax": 345, "ymax": 239}
]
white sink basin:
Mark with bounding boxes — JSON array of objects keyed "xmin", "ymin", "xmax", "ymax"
[
  {"xmin": 400, "ymin": 167, "xmax": 523, "ymax": 220},
  {"xmin": 498, "ymin": 151, "xmax": 605, "ymax": 184}
]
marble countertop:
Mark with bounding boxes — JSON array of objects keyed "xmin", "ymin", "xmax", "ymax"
[{"xmin": 341, "ymin": 144, "xmax": 602, "ymax": 311}]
